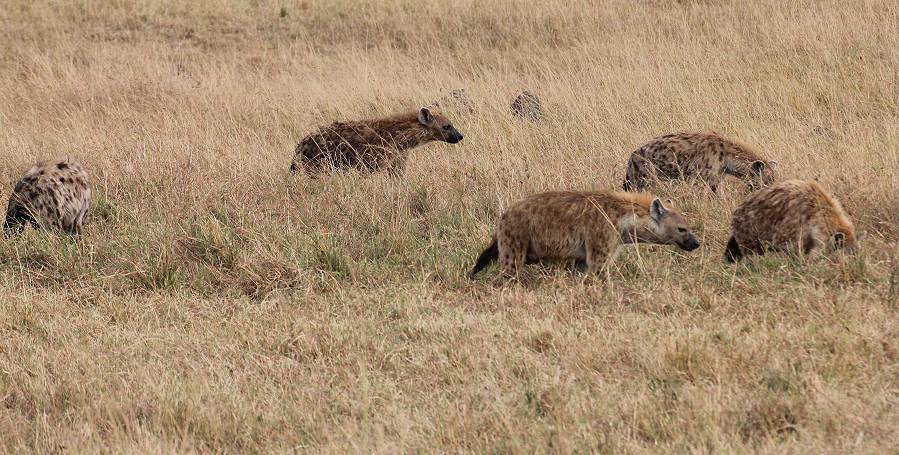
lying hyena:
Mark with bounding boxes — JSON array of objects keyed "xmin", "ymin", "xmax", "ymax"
[
  {"xmin": 468, "ymin": 191, "xmax": 700, "ymax": 280},
  {"xmin": 4, "ymin": 158, "xmax": 91, "ymax": 235},
  {"xmin": 290, "ymin": 106, "xmax": 464, "ymax": 177},
  {"xmin": 623, "ymin": 132, "xmax": 777, "ymax": 192},
  {"xmin": 725, "ymin": 179, "xmax": 858, "ymax": 262}
]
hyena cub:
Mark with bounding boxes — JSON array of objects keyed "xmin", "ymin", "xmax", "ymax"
[
  {"xmin": 290, "ymin": 106, "xmax": 464, "ymax": 177},
  {"xmin": 725, "ymin": 179, "xmax": 858, "ymax": 262},
  {"xmin": 4, "ymin": 158, "xmax": 91, "ymax": 235},
  {"xmin": 468, "ymin": 191, "xmax": 700, "ymax": 280},
  {"xmin": 623, "ymin": 132, "xmax": 777, "ymax": 192}
]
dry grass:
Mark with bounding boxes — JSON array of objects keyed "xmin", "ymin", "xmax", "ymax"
[{"xmin": 1, "ymin": 0, "xmax": 898, "ymax": 452}]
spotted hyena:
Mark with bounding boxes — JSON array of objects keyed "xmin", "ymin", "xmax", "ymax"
[
  {"xmin": 725, "ymin": 179, "xmax": 858, "ymax": 262},
  {"xmin": 4, "ymin": 158, "xmax": 91, "ymax": 235},
  {"xmin": 468, "ymin": 191, "xmax": 700, "ymax": 280},
  {"xmin": 290, "ymin": 106, "xmax": 464, "ymax": 177},
  {"xmin": 623, "ymin": 132, "xmax": 777, "ymax": 192},
  {"xmin": 510, "ymin": 90, "xmax": 543, "ymax": 120}
]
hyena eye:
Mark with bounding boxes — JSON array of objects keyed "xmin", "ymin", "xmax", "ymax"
[
  {"xmin": 677, "ymin": 227, "xmax": 688, "ymax": 233},
  {"xmin": 442, "ymin": 125, "xmax": 452, "ymax": 131}
]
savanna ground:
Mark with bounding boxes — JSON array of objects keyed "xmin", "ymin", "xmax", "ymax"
[{"xmin": 0, "ymin": 0, "xmax": 897, "ymax": 453}]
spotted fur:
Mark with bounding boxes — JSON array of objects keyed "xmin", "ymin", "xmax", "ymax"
[
  {"xmin": 4, "ymin": 158, "xmax": 91, "ymax": 235},
  {"xmin": 290, "ymin": 106, "xmax": 463, "ymax": 177},
  {"xmin": 726, "ymin": 179, "xmax": 857, "ymax": 261},
  {"xmin": 623, "ymin": 132, "xmax": 777, "ymax": 192},
  {"xmin": 469, "ymin": 191, "xmax": 700, "ymax": 279}
]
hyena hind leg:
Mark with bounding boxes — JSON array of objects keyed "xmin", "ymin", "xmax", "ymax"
[
  {"xmin": 498, "ymin": 239, "xmax": 527, "ymax": 280},
  {"xmin": 725, "ymin": 236, "xmax": 743, "ymax": 262}
]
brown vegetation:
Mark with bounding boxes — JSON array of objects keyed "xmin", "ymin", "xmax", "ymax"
[{"xmin": 0, "ymin": 0, "xmax": 897, "ymax": 452}]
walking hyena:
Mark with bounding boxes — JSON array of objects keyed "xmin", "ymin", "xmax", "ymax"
[
  {"xmin": 468, "ymin": 191, "xmax": 700, "ymax": 280},
  {"xmin": 4, "ymin": 158, "xmax": 91, "ymax": 235},
  {"xmin": 622, "ymin": 132, "xmax": 777, "ymax": 192},
  {"xmin": 510, "ymin": 90, "xmax": 543, "ymax": 120},
  {"xmin": 289, "ymin": 106, "xmax": 464, "ymax": 177},
  {"xmin": 725, "ymin": 179, "xmax": 858, "ymax": 262}
]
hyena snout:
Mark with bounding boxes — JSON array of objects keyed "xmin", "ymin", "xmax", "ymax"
[
  {"xmin": 650, "ymin": 198, "xmax": 700, "ymax": 252},
  {"xmin": 443, "ymin": 126, "xmax": 464, "ymax": 144},
  {"xmin": 678, "ymin": 233, "xmax": 701, "ymax": 252},
  {"xmin": 748, "ymin": 160, "xmax": 778, "ymax": 191}
]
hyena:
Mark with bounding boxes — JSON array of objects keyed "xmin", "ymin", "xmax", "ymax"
[
  {"xmin": 468, "ymin": 191, "xmax": 700, "ymax": 280},
  {"xmin": 510, "ymin": 90, "xmax": 543, "ymax": 120},
  {"xmin": 4, "ymin": 158, "xmax": 91, "ymax": 235},
  {"xmin": 622, "ymin": 132, "xmax": 777, "ymax": 192},
  {"xmin": 725, "ymin": 179, "xmax": 858, "ymax": 262},
  {"xmin": 289, "ymin": 106, "xmax": 464, "ymax": 177}
]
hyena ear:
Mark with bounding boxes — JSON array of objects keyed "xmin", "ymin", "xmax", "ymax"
[
  {"xmin": 650, "ymin": 198, "xmax": 668, "ymax": 222},
  {"xmin": 418, "ymin": 106, "xmax": 434, "ymax": 125}
]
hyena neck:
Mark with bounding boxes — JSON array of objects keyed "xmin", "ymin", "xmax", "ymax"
[
  {"xmin": 372, "ymin": 118, "xmax": 434, "ymax": 151},
  {"xmin": 616, "ymin": 212, "xmax": 656, "ymax": 244},
  {"xmin": 723, "ymin": 154, "xmax": 755, "ymax": 178}
]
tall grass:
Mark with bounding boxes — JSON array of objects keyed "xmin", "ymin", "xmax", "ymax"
[{"xmin": 0, "ymin": 0, "xmax": 897, "ymax": 452}]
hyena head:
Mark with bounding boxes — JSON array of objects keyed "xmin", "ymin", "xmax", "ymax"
[
  {"xmin": 648, "ymin": 198, "xmax": 701, "ymax": 251},
  {"xmin": 747, "ymin": 160, "xmax": 778, "ymax": 190},
  {"xmin": 418, "ymin": 106, "xmax": 463, "ymax": 144},
  {"xmin": 830, "ymin": 229, "xmax": 861, "ymax": 254}
]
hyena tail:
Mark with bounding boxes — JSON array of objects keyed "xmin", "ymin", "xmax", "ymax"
[
  {"xmin": 469, "ymin": 238, "xmax": 499, "ymax": 279},
  {"xmin": 724, "ymin": 236, "xmax": 743, "ymax": 262}
]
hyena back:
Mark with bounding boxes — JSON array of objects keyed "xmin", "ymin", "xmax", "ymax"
[
  {"xmin": 469, "ymin": 191, "xmax": 700, "ymax": 279},
  {"xmin": 726, "ymin": 179, "xmax": 857, "ymax": 261},
  {"xmin": 623, "ymin": 132, "xmax": 777, "ymax": 192},
  {"xmin": 4, "ymin": 158, "xmax": 91, "ymax": 235},
  {"xmin": 290, "ymin": 106, "xmax": 463, "ymax": 177}
]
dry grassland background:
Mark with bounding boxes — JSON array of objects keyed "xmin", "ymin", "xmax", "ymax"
[{"xmin": 0, "ymin": 0, "xmax": 898, "ymax": 452}]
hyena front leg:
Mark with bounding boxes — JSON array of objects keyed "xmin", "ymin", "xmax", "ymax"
[
  {"xmin": 386, "ymin": 154, "xmax": 408, "ymax": 178},
  {"xmin": 801, "ymin": 231, "xmax": 827, "ymax": 262},
  {"xmin": 582, "ymin": 241, "xmax": 612, "ymax": 283},
  {"xmin": 687, "ymin": 170, "xmax": 720, "ymax": 193},
  {"xmin": 704, "ymin": 174, "xmax": 722, "ymax": 193},
  {"xmin": 571, "ymin": 259, "xmax": 588, "ymax": 277}
]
